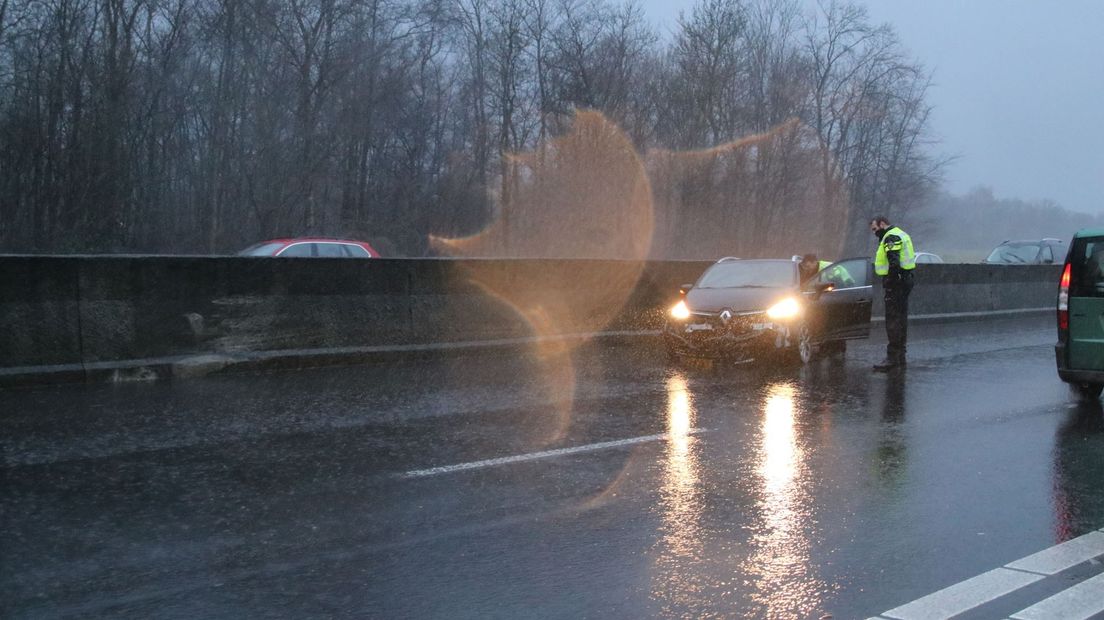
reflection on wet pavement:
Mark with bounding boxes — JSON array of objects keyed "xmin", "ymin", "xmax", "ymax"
[
  {"xmin": 1053, "ymin": 401, "xmax": 1104, "ymax": 542},
  {"xmin": 876, "ymin": 374, "xmax": 909, "ymax": 490},
  {"xmin": 741, "ymin": 382, "xmax": 833, "ymax": 618},
  {"xmin": 650, "ymin": 372, "xmax": 706, "ymax": 614},
  {"xmin": 5, "ymin": 316, "xmax": 1104, "ymax": 619}
]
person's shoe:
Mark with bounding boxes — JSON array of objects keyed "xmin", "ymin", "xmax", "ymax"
[{"xmin": 873, "ymin": 357, "xmax": 905, "ymax": 372}]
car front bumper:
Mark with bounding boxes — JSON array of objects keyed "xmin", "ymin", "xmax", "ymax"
[{"xmin": 664, "ymin": 317, "xmax": 792, "ymax": 359}]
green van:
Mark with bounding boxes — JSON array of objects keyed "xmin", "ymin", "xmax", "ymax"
[{"xmin": 1056, "ymin": 229, "xmax": 1104, "ymax": 399}]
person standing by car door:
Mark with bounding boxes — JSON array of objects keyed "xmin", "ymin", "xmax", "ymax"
[
  {"xmin": 798, "ymin": 254, "xmax": 830, "ymax": 284},
  {"xmin": 871, "ymin": 216, "xmax": 916, "ymax": 371}
]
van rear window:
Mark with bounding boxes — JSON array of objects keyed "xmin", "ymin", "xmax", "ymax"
[{"xmin": 1069, "ymin": 237, "xmax": 1104, "ymax": 297}]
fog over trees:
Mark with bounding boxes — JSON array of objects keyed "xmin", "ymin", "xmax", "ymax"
[
  {"xmin": 0, "ymin": 0, "xmax": 942, "ymax": 257},
  {"xmin": 915, "ymin": 187, "xmax": 1104, "ymax": 262}
]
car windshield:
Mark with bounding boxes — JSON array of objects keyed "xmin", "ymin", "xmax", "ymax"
[
  {"xmin": 238, "ymin": 242, "xmax": 285, "ymax": 256},
  {"xmin": 696, "ymin": 261, "xmax": 795, "ymax": 289},
  {"xmin": 986, "ymin": 243, "xmax": 1040, "ymax": 263}
]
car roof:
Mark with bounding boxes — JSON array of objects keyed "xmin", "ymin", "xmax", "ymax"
[
  {"xmin": 711, "ymin": 258, "xmax": 795, "ymax": 264},
  {"xmin": 262, "ymin": 238, "xmax": 373, "ymax": 245},
  {"xmin": 1073, "ymin": 229, "xmax": 1104, "ymax": 239},
  {"xmin": 702, "ymin": 259, "xmax": 797, "ymax": 273}
]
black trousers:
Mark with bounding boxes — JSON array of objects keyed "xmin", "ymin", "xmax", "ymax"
[{"xmin": 884, "ymin": 276, "xmax": 914, "ymax": 360}]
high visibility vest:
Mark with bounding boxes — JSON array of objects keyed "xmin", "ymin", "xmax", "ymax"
[
  {"xmin": 874, "ymin": 226, "xmax": 916, "ymax": 276},
  {"xmin": 826, "ymin": 263, "xmax": 856, "ymax": 286},
  {"xmin": 816, "ymin": 260, "xmax": 857, "ymax": 287}
]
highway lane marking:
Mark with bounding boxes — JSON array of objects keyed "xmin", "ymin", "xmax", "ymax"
[
  {"xmin": 401, "ymin": 429, "xmax": 709, "ymax": 478},
  {"xmin": 871, "ymin": 306, "xmax": 1051, "ymax": 322},
  {"xmin": 1004, "ymin": 531, "xmax": 1104, "ymax": 575},
  {"xmin": 880, "ymin": 567, "xmax": 1044, "ymax": 620},
  {"xmin": 1009, "ymin": 570, "xmax": 1104, "ymax": 620},
  {"xmin": 877, "ymin": 527, "xmax": 1104, "ymax": 620}
]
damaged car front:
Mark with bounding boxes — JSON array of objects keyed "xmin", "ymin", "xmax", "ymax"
[
  {"xmin": 664, "ymin": 256, "xmax": 874, "ymax": 364},
  {"xmin": 663, "ymin": 259, "xmax": 809, "ymax": 363}
]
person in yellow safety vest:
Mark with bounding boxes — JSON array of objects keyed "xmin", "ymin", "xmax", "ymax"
[
  {"xmin": 870, "ymin": 215, "xmax": 916, "ymax": 371},
  {"xmin": 824, "ymin": 262, "xmax": 856, "ymax": 288},
  {"xmin": 798, "ymin": 254, "xmax": 828, "ymax": 283},
  {"xmin": 799, "ymin": 254, "xmax": 856, "ymax": 288}
]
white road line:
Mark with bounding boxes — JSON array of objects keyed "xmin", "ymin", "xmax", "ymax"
[
  {"xmin": 870, "ymin": 307, "xmax": 1051, "ymax": 322},
  {"xmin": 879, "ymin": 528, "xmax": 1104, "ymax": 620},
  {"xmin": 882, "ymin": 568, "xmax": 1044, "ymax": 620},
  {"xmin": 1005, "ymin": 531, "xmax": 1104, "ymax": 575},
  {"xmin": 1009, "ymin": 571, "xmax": 1104, "ymax": 620},
  {"xmin": 401, "ymin": 429, "xmax": 708, "ymax": 478}
]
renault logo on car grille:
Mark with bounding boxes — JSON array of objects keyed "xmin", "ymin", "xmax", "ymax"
[{"xmin": 720, "ymin": 310, "xmax": 733, "ymax": 323}]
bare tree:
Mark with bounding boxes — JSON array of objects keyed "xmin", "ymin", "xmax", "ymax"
[
  {"xmin": 805, "ymin": 0, "xmax": 940, "ymax": 254},
  {"xmin": 0, "ymin": 0, "xmax": 942, "ymax": 258},
  {"xmin": 665, "ymin": 0, "xmax": 748, "ymax": 147}
]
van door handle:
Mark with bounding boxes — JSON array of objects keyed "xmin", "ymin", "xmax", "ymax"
[{"xmin": 1073, "ymin": 313, "xmax": 1086, "ymax": 317}]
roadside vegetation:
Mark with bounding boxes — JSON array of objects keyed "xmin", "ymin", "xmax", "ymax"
[{"xmin": 2, "ymin": 0, "xmax": 942, "ymax": 257}]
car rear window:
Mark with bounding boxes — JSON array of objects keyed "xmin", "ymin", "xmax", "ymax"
[
  {"xmin": 343, "ymin": 244, "xmax": 372, "ymax": 257},
  {"xmin": 986, "ymin": 243, "xmax": 1041, "ymax": 264},
  {"xmin": 239, "ymin": 242, "xmax": 285, "ymax": 256},
  {"xmin": 317, "ymin": 243, "xmax": 344, "ymax": 258},
  {"xmin": 1069, "ymin": 237, "xmax": 1104, "ymax": 297}
]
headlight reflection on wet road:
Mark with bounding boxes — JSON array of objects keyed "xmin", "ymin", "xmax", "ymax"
[
  {"xmin": 762, "ymin": 384, "xmax": 799, "ymax": 492},
  {"xmin": 662, "ymin": 373, "xmax": 700, "ymax": 541},
  {"xmin": 651, "ymin": 377, "xmax": 833, "ymax": 618},
  {"xmin": 745, "ymin": 382, "xmax": 832, "ymax": 618},
  {"xmin": 652, "ymin": 372, "xmax": 706, "ymax": 613}
]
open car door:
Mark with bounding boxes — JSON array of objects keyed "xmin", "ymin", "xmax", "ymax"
[{"xmin": 808, "ymin": 258, "xmax": 874, "ymax": 340}]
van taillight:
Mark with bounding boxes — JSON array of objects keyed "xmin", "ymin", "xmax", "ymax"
[{"xmin": 1058, "ymin": 262, "xmax": 1071, "ymax": 331}]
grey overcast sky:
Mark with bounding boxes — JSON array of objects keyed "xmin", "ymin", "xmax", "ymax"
[{"xmin": 639, "ymin": 0, "xmax": 1104, "ymax": 214}]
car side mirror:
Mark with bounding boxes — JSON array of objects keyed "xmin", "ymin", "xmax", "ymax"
[
  {"xmin": 812, "ymin": 281, "xmax": 834, "ymax": 297},
  {"xmin": 679, "ymin": 283, "xmax": 694, "ymax": 295}
]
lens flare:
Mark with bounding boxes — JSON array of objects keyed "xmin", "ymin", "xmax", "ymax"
[
  {"xmin": 646, "ymin": 119, "xmax": 850, "ymax": 260},
  {"xmin": 430, "ymin": 110, "xmax": 654, "ymax": 448}
]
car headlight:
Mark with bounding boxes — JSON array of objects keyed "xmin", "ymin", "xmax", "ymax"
[
  {"xmin": 670, "ymin": 299, "xmax": 691, "ymax": 320},
  {"xmin": 766, "ymin": 297, "xmax": 802, "ymax": 321}
]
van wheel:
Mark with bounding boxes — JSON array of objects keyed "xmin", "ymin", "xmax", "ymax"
[{"xmin": 1072, "ymin": 382, "xmax": 1103, "ymax": 401}]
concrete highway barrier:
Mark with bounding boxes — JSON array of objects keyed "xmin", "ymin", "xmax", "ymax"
[{"xmin": 0, "ymin": 256, "xmax": 1060, "ymax": 386}]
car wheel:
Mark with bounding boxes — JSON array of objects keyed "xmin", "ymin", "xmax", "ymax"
[
  {"xmin": 797, "ymin": 323, "xmax": 819, "ymax": 364},
  {"xmin": 1072, "ymin": 382, "xmax": 1104, "ymax": 401}
]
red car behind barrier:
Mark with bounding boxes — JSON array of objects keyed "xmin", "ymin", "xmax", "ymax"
[{"xmin": 238, "ymin": 238, "xmax": 380, "ymax": 258}]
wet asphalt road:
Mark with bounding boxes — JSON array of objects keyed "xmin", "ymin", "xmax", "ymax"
[{"xmin": 3, "ymin": 315, "xmax": 1104, "ymax": 619}]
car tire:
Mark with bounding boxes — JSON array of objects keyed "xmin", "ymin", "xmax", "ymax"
[
  {"xmin": 1071, "ymin": 382, "xmax": 1104, "ymax": 401},
  {"xmin": 797, "ymin": 323, "xmax": 819, "ymax": 365}
]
